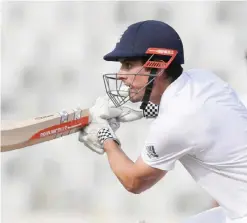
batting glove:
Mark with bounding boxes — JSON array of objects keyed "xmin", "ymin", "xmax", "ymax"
[
  {"xmin": 118, "ymin": 101, "xmax": 159, "ymax": 122},
  {"xmin": 79, "ymin": 117, "xmax": 120, "ymax": 154},
  {"xmin": 78, "ymin": 96, "xmax": 121, "ymax": 154}
]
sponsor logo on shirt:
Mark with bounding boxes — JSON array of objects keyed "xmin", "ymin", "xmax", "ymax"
[{"xmin": 146, "ymin": 145, "xmax": 159, "ymax": 159}]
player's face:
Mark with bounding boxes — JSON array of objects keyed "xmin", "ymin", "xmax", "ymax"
[{"xmin": 117, "ymin": 60, "xmax": 150, "ymax": 102}]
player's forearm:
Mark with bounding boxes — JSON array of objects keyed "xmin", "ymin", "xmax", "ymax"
[{"xmin": 103, "ymin": 140, "xmax": 141, "ymax": 193}]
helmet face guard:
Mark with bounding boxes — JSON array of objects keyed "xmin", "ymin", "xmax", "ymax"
[{"xmin": 103, "ymin": 48, "xmax": 178, "ymax": 108}]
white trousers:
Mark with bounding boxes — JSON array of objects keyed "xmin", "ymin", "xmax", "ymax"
[{"xmin": 182, "ymin": 207, "xmax": 247, "ymax": 223}]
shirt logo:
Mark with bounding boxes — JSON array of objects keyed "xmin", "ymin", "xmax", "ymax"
[{"xmin": 146, "ymin": 145, "xmax": 158, "ymax": 159}]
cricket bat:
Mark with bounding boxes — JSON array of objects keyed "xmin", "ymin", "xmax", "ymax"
[{"xmin": 1, "ymin": 108, "xmax": 91, "ymax": 152}]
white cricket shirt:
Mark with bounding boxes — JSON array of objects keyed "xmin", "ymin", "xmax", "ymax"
[{"xmin": 141, "ymin": 69, "xmax": 247, "ymax": 220}]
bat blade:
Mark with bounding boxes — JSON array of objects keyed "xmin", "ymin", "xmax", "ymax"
[{"xmin": 1, "ymin": 108, "xmax": 90, "ymax": 152}]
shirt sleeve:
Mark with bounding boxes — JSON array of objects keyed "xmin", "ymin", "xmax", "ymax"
[{"xmin": 141, "ymin": 112, "xmax": 197, "ymax": 171}]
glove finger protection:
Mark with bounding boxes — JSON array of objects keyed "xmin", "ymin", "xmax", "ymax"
[{"xmin": 79, "ymin": 116, "xmax": 120, "ymax": 155}]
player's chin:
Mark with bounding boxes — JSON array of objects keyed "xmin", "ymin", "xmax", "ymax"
[{"xmin": 129, "ymin": 92, "xmax": 143, "ymax": 103}]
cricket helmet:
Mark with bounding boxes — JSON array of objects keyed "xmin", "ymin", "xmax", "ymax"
[{"xmin": 103, "ymin": 20, "xmax": 184, "ymax": 109}]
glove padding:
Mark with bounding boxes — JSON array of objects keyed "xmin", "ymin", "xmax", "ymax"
[
  {"xmin": 117, "ymin": 101, "xmax": 143, "ymax": 122},
  {"xmin": 79, "ymin": 96, "xmax": 121, "ymax": 155},
  {"xmin": 117, "ymin": 101, "xmax": 159, "ymax": 122},
  {"xmin": 79, "ymin": 117, "xmax": 119, "ymax": 154}
]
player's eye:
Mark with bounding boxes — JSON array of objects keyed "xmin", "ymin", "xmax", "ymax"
[{"xmin": 123, "ymin": 62, "xmax": 132, "ymax": 70}]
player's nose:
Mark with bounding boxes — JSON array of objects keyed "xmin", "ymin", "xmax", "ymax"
[{"xmin": 117, "ymin": 71, "xmax": 128, "ymax": 83}]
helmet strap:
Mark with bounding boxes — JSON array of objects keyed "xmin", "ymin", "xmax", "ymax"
[{"xmin": 140, "ymin": 68, "xmax": 157, "ymax": 110}]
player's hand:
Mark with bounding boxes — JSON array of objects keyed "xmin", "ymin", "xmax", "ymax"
[
  {"xmin": 91, "ymin": 95, "xmax": 143, "ymax": 122},
  {"xmin": 90, "ymin": 95, "xmax": 123, "ymax": 120},
  {"xmin": 79, "ymin": 117, "xmax": 120, "ymax": 154},
  {"xmin": 78, "ymin": 96, "xmax": 121, "ymax": 154},
  {"xmin": 118, "ymin": 101, "xmax": 159, "ymax": 122},
  {"xmin": 87, "ymin": 95, "xmax": 159, "ymax": 122},
  {"xmin": 117, "ymin": 101, "xmax": 143, "ymax": 122}
]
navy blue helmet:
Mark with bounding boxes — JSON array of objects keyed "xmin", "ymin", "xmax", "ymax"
[{"xmin": 104, "ymin": 20, "xmax": 184, "ymax": 64}]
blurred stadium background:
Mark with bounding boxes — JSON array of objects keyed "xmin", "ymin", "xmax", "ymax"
[{"xmin": 1, "ymin": 1, "xmax": 247, "ymax": 223}]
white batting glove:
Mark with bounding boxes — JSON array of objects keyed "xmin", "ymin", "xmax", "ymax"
[
  {"xmin": 117, "ymin": 101, "xmax": 143, "ymax": 122},
  {"xmin": 78, "ymin": 96, "xmax": 121, "ymax": 154},
  {"xmin": 92, "ymin": 96, "xmax": 123, "ymax": 120},
  {"xmin": 118, "ymin": 101, "xmax": 159, "ymax": 122},
  {"xmin": 79, "ymin": 117, "xmax": 120, "ymax": 154},
  {"xmin": 110, "ymin": 85, "xmax": 159, "ymax": 121}
]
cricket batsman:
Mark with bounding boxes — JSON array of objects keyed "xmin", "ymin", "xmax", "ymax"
[{"xmin": 79, "ymin": 20, "xmax": 247, "ymax": 222}]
